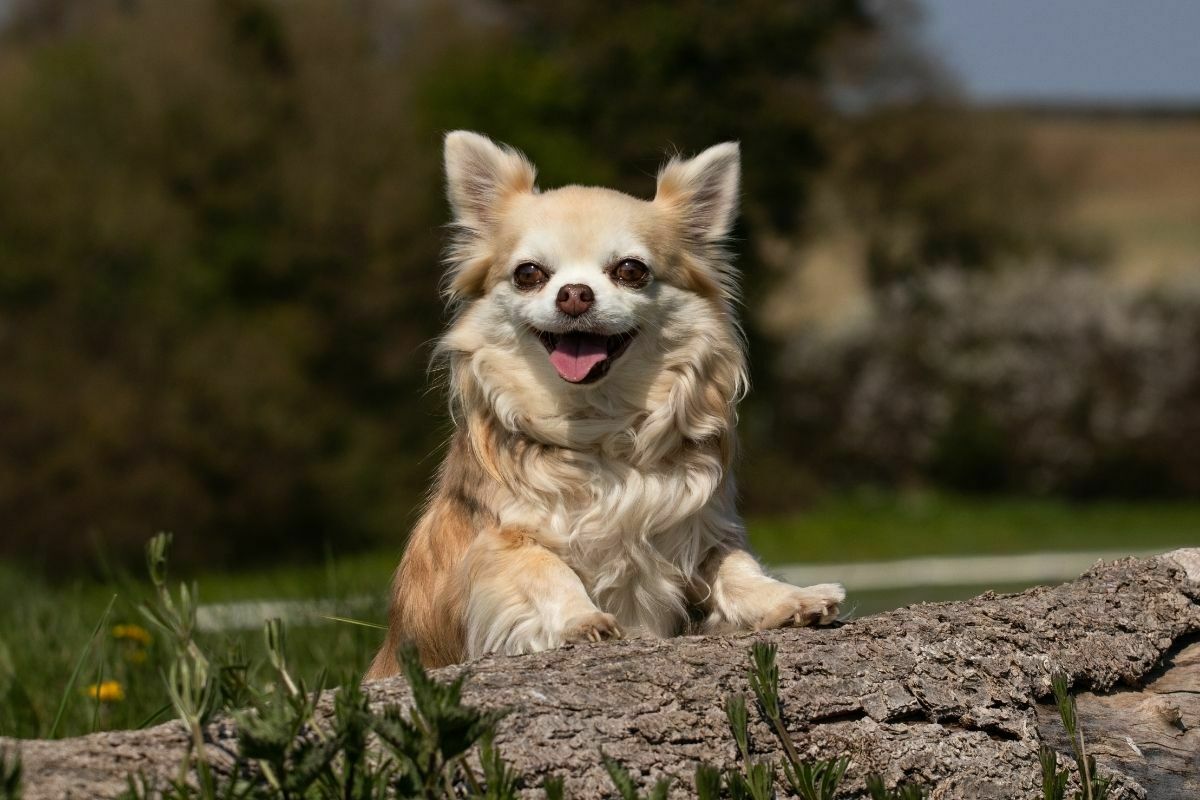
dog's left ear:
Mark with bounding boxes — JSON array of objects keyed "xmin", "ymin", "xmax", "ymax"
[{"xmin": 654, "ymin": 142, "xmax": 740, "ymax": 243}]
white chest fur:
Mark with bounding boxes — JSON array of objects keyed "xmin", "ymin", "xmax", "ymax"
[{"xmin": 494, "ymin": 446, "xmax": 735, "ymax": 636}]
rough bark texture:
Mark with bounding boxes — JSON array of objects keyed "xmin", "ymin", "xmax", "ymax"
[{"xmin": 5, "ymin": 549, "xmax": 1199, "ymax": 799}]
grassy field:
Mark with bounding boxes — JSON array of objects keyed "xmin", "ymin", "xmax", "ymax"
[
  {"xmin": 1023, "ymin": 112, "xmax": 1200, "ymax": 284},
  {"xmin": 0, "ymin": 559, "xmax": 386, "ymax": 742},
  {"xmin": 748, "ymin": 490, "xmax": 1200, "ymax": 564},
  {"xmin": 1, "ymin": 492, "xmax": 1196, "ymax": 741}
]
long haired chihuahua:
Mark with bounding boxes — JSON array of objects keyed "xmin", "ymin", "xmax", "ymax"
[{"xmin": 367, "ymin": 132, "xmax": 843, "ymax": 675}]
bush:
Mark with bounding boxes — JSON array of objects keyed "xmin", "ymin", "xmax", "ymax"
[
  {"xmin": 771, "ymin": 269, "xmax": 1200, "ymax": 497},
  {"xmin": 0, "ymin": 0, "xmax": 449, "ymax": 570}
]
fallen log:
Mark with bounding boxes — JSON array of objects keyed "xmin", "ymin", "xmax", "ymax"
[{"xmin": 6, "ymin": 549, "xmax": 1198, "ymax": 799}]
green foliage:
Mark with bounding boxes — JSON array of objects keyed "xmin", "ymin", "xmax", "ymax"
[
  {"xmin": 866, "ymin": 775, "xmax": 929, "ymax": 800},
  {"xmin": 695, "ymin": 763, "xmax": 722, "ymax": 800},
  {"xmin": 0, "ymin": 550, "xmax": 386, "ymax": 740},
  {"xmin": 104, "ymin": 535, "xmax": 558, "ymax": 800},
  {"xmin": 601, "ymin": 754, "xmax": 671, "ymax": 800},
  {"xmin": 478, "ymin": 733, "xmax": 519, "ymax": 800},
  {"xmin": 0, "ymin": 747, "xmax": 20, "ymax": 800},
  {"xmin": 0, "ymin": 0, "xmax": 446, "ymax": 572},
  {"xmin": 370, "ymin": 647, "xmax": 507, "ymax": 797},
  {"xmin": 696, "ymin": 647, "xmax": 926, "ymax": 796},
  {"xmin": 138, "ymin": 533, "xmax": 249, "ymax": 794},
  {"xmin": 47, "ymin": 593, "xmax": 116, "ymax": 738},
  {"xmin": 540, "ymin": 775, "xmax": 565, "ymax": 800},
  {"xmin": 1039, "ymin": 672, "xmax": 1112, "ymax": 800},
  {"xmin": 1040, "ymin": 745, "xmax": 1071, "ymax": 800},
  {"xmin": 748, "ymin": 643, "xmax": 782, "ymax": 725},
  {"xmin": 786, "ymin": 756, "xmax": 849, "ymax": 800},
  {"xmin": 746, "ymin": 492, "xmax": 1200, "ymax": 568},
  {"xmin": 724, "ymin": 693, "xmax": 751, "ymax": 764},
  {"xmin": 739, "ymin": 761, "xmax": 777, "ymax": 800},
  {"xmin": 747, "ymin": 642, "xmax": 797, "ymax": 769},
  {"xmin": 711, "ymin": 643, "xmax": 928, "ymax": 800},
  {"xmin": 421, "ymin": 0, "xmax": 875, "ymax": 226}
]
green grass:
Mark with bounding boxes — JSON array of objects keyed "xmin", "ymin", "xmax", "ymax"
[
  {"xmin": 747, "ymin": 491, "xmax": 1200, "ymax": 565},
  {"xmin": 1, "ymin": 492, "xmax": 1196, "ymax": 741},
  {"xmin": 0, "ymin": 560, "xmax": 387, "ymax": 741},
  {"xmin": 842, "ymin": 582, "xmax": 1040, "ymax": 619},
  {"xmin": 180, "ymin": 549, "xmax": 401, "ymax": 603},
  {"xmin": 192, "ymin": 492, "xmax": 1200, "ymax": 604}
]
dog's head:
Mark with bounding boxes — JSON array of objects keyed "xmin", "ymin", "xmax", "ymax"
[{"xmin": 438, "ymin": 131, "xmax": 746, "ymax": 445}]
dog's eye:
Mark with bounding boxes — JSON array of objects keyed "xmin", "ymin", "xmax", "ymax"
[
  {"xmin": 513, "ymin": 262, "xmax": 549, "ymax": 289},
  {"xmin": 612, "ymin": 258, "xmax": 650, "ymax": 287}
]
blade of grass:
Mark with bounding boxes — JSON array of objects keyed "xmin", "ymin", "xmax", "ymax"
[
  {"xmin": 49, "ymin": 593, "xmax": 116, "ymax": 738},
  {"xmin": 89, "ymin": 643, "xmax": 106, "ymax": 733},
  {"xmin": 320, "ymin": 615, "xmax": 386, "ymax": 630},
  {"xmin": 136, "ymin": 702, "xmax": 172, "ymax": 730}
]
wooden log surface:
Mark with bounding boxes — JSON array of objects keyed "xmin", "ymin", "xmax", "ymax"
[{"xmin": 5, "ymin": 548, "xmax": 1198, "ymax": 799}]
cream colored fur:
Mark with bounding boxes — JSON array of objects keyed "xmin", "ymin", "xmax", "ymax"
[{"xmin": 367, "ymin": 131, "xmax": 843, "ymax": 676}]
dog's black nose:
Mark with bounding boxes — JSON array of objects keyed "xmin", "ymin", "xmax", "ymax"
[{"xmin": 556, "ymin": 284, "xmax": 594, "ymax": 317}]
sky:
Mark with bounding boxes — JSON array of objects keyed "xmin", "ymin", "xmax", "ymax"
[{"xmin": 918, "ymin": 0, "xmax": 1200, "ymax": 105}]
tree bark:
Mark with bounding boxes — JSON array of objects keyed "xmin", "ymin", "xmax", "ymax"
[{"xmin": 6, "ymin": 549, "xmax": 1199, "ymax": 799}]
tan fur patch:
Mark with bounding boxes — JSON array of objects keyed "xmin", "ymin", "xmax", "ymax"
[
  {"xmin": 366, "ymin": 433, "xmax": 497, "ymax": 675},
  {"xmin": 494, "ymin": 525, "xmax": 538, "ymax": 549}
]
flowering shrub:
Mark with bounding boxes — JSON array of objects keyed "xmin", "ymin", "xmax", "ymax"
[{"xmin": 773, "ymin": 268, "xmax": 1200, "ymax": 495}]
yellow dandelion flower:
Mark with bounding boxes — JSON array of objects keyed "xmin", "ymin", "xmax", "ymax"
[
  {"xmin": 84, "ymin": 681, "xmax": 125, "ymax": 703},
  {"xmin": 112, "ymin": 624, "xmax": 153, "ymax": 646}
]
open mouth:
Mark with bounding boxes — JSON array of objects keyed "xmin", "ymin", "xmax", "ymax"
[{"xmin": 534, "ymin": 329, "xmax": 638, "ymax": 384}]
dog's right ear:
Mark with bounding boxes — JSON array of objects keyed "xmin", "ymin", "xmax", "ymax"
[
  {"xmin": 444, "ymin": 131, "xmax": 537, "ymax": 232},
  {"xmin": 654, "ymin": 142, "xmax": 740, "ymax": 245}
]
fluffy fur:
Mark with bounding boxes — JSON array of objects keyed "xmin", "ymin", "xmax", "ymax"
[{"xmin": 366, "ymin": 132, "xmax": 843, "ymax": 676}]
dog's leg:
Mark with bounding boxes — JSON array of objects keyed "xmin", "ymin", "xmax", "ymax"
[
  {"xmin": 459, "ymin": 525, "xmax": 621, "ymax": 658},
  {"xmin": 698, "ymin": 548, "xmax": 844, "ymax": 633}
]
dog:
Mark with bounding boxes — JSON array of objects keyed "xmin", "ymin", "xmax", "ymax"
[{"xmin": 366, "ymin": 132, "xmax": 843, "ymax": 676}]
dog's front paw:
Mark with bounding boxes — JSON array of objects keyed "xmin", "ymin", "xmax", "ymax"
[
  {"xmin": 756, "ymin": 583, "xmax": 844, "ymax": 630},
  {"xmin": 562, "ymin": 611, "xmax": 624, "ymax": 644}
]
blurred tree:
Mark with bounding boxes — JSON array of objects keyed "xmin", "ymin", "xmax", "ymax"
[
  {"xmin": 419, "ymin": 0, "xmax": 876, "ymax": 251},
  {"xmin": 0, "ymin": 0, "xmax": 1086, "ymax": 571},
  {"xmin": 0, "ymin": 0, "xmax": 450, "ymax": 570},
  {"xmin": 828, "ymin": 104, "xmax": 1085, "ymax": 287}
]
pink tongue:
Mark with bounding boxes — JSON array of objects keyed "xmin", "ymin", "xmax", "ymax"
[{"xmin": 548, "ymin": 334, "xmax": 609, "ymax": 382}]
